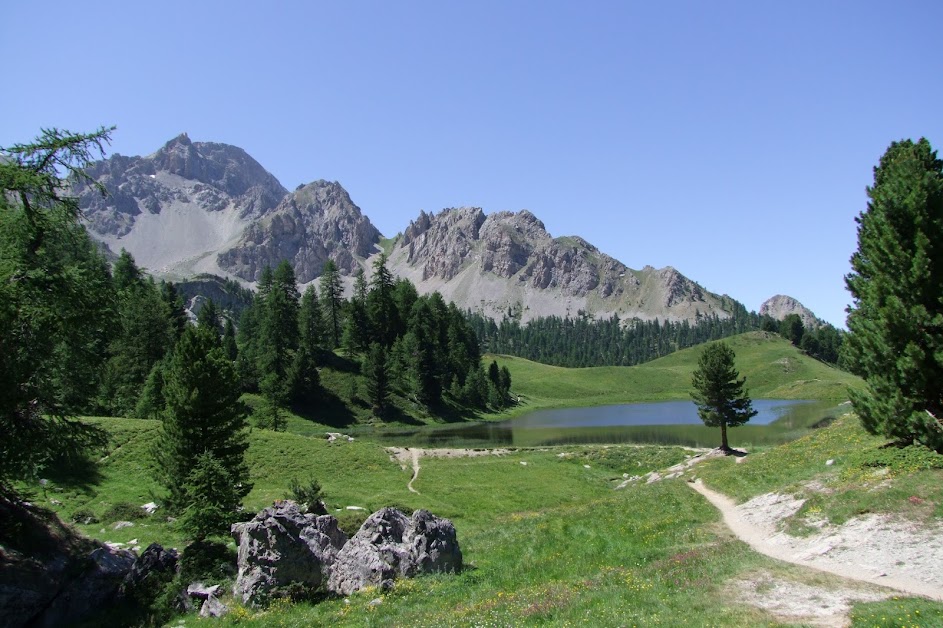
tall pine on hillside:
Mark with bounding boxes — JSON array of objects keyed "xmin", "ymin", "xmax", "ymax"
[
  {"xmin": 319, "ymin": 259, "xmax": 344, "ymax": 348},
  {"xmin": 845, "ymin": 138, "xmax": 943, "ymax": 452},
  {"xmin": 257, "ymin": 261, "xmax": 300, "ymax": 430},
  {"xmin": 154, "ymin": 324, "xmax": 251, "ymax": 514}
]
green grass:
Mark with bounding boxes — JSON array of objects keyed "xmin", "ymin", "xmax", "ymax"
[
  {"xmin": 22, "ymin": 407, "xmax": 943, "ymax": 626},
  {"xmin": 489, "ymin": 332, "xmax": 862, "ymax": 419}
]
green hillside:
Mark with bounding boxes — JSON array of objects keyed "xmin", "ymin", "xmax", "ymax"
[
  {"xmin": 493, "ymin": 331, "xmax": 862, "ymax": 414},
  {"xmin": 29, "ymin": 404, "xmax": 941, "ymax": 626}
]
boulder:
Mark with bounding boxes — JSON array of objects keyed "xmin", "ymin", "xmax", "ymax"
[
  {"xmin": 119, "ymin": 542, "xmax": 178, "ymax": 599},
  {"xmin": 32, "ymin": 546, "xmax": 136, "ymax": 628},
  {"xmin": 328, "ymin": 508, "xmax": 462, "ymax": 596},
  {"xmin": 231, "ymin": 501, "xmax": 347, "ymax": 605}
]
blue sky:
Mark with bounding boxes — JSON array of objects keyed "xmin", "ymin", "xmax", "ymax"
[{"xmin": 3, "ymin": 1, "xmax": 941, "ymax": 327}]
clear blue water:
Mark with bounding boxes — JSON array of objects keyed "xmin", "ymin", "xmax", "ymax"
[{"xmin": 365, "ymin": 399, "xmax": 845, "ymax": 448}]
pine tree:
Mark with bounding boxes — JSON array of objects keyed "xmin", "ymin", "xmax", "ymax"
[
  {"xmin": 161, "ymin": 281, "xmax": 188, "ymax": 342},
  {"xmin": 362, "ymin": 342, "xmax": 390, "ymax": 416},
  {"xmin": 319, "ymin": 259, "xmax": 344, "ymax": 348},
  {"xmin": 197, "ymin": 298, "xmax": 222, "ymax": 338},
  {"xmin": 368, "ymin": 254, "xmax": 398, "ymax": 348},
  {"xmin": 691, "ymin": 342, "xmax": 756, "ymax": 451},
  {"xmin": 153, "ymin": 324, "xmax": 251, "ymax": 512},
  {"xmin": 845, "ymin": 138, "xmax": 943, "ymax": 451},
  {"xmin": 222, "ymin": 318, "xmax": 238, "ymax": 362},
  {"xmin": 343, "ymin": 268, "xmax": 370, "ymax": 356},
  {"xmin": 257, "ymin": 262, "xmax": 300, "ymax": 430}
]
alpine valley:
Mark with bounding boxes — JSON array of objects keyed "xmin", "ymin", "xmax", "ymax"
[{"xmin": 77, "ymin": 134, "xmax": 786, "ymax": 323}]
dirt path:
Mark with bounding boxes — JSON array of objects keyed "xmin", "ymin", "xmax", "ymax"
[
  {"xmin": 690, "ymin": 479, "xmax": 943, "ymax": 601},
  {"xmin": 406, "ymin": 448, "xmax": 421, "ymax": 494},
  {"xmin": 387, "ymin": 447, "xmax": 514, "ymax": 495}
]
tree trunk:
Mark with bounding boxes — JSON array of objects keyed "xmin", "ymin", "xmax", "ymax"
[{"xmin": 720, "ymin": 421, "xmax": 729, "ymax": 451}]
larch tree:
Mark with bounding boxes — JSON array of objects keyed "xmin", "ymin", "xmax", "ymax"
[
  {"xmin": 691, "ymin": 342, "xmax": 756, "ymax": 452},
  {"xmin": 0, "ymin": 127, "xmax": 115, "ymax": 491},
  {"xmin": 845, "ymin": 138, "xmax": 943, "ymax": 452}
]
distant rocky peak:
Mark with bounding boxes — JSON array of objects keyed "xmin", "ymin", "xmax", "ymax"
[
  {"xmin": 759, "ymin": 294, "xmax": 822, "ymax": 329},
  {"xmin": 150, "ymin": 135, "xmax": 286, "ymax": 200}
]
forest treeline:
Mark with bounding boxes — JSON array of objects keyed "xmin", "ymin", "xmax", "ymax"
[{"xmin": 466, "ymin": 303, "xmax": 845, "ymax": 368}]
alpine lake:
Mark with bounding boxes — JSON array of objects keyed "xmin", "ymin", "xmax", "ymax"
[{"xmin": 360, "ymin": 399, "xmax": 847, "ymax": 449}]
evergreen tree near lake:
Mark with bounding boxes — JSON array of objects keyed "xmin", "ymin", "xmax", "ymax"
[
  {"xmin": 153, "ymin": 324, "xmax": 251, "ymax": 516},
  {"xmin": 845, "ymin": 138, "xmax": 943, "ymax": 452},
  {"xmin": 257, "ymin": 261, "xmax": 300, "ymax": 431},
  {"xmin": 0, "ymin": 127, "xmax": 115, "ymax": 489},
  {"xmin": 319, "ymin": 259, "xmax": 344, "ymax": 348},
  {"xmin": 690, "ymin": 342, "xmax": 756, "ymax": 452}
]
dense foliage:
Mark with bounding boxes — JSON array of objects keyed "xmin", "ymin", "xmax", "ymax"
[
  {"xmin": 690, "ymin": 342, "xmax": 756, "ymax": 450},
  {"xmin": 845, "ymin": 138, "xmax": 943, "ymax": 452},
  {"xmin": 153, "ymin": 324, "xmax": 251, "ymax": 528},
  {"xmin": 0, "ymin": 128, "xmax": 114, "ymax": 491},
  {"xmin": 469, "ymin": 299, "xmax": 844, "ymax": 369}
]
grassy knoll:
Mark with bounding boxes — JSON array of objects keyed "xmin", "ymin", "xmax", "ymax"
[{"xmin": 490, "ymin": 332, "xmax": 862, "ymax": 417}]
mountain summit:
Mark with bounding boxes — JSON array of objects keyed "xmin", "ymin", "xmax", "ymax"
[
  {"xmin": 76, "ymin": 134, "xmax": 289, "ymax": 277},
  {"xmin": 384, "ymin": 207, "xmax": 731, "ymax": 322},
  {"xmin": 76, "ymin": 135, "xmax": 738, "ymax": 322}
]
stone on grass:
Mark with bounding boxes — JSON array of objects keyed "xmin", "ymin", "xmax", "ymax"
[
  {"xmin": 327, "ymin": 507, "xmax": 462, "ymax": 596},
  {"xmin": 231, "ymin": 501, "xmax": 347, "ymax": 605},
  {"xmin": 200, "ymin": 594, "xmax": 229, "ymax": 618}
]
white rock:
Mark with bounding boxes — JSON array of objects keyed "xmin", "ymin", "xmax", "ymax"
[
  {"xmin": 583, "ymin": 465, "xmax": 591, "ymax": 469},
  {"xmin": 520, "ymin": 461, "xmax": 528, "ymax": 466},
  {"xmin": 826, "ymin": 459, "xmax": 835, "ymax": 466},
  {"xmin": 141, "ymin": 501, "xmax": 159, "ymax": 514},
  {"xmin": 345, "ymin": 506, "xmax": 366, "ymax": 511},
  {"xmin": 113, "ymin": 521, "xmax": 135, "ymax": 530}
]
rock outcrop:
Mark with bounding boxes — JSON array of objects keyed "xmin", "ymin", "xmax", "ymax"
[
  {"xmin": 0, "ymin": 497, "xmax": 136, "ymax": 628},
  {"xmin": 75, "ymin": 135, "xmax": 742, "ymax": 325},
  {"xmin": 760, "ymin": 294, "xmax": 823, "ymax": 329},
  {"xmin": 231, "ymin": 501, "xmax": 348, "ymax": 605},
  {"xmin": 230, "ymin": 502, "xmax": 461, "ymax": 603},
  {"xmin": 75, "ymin": 133, "xmax": 288, "ymax": 278},
  {"xmin": 388, "ymin": 207, "xmax": 730, "ymax": 323},
  {"xmin": 218, "ymin": 180, "xmax": 381, "ymax": 282},
  {"xmin": 119, "ymin": 542, "xmax": 178, "ymax": 600},
  {"xmin": 327, "ymin": 507, "xmax": 463, "ymax": 596}
]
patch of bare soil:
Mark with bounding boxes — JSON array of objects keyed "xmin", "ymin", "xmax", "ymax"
[
  {"xmin": 729, "ymin": 570, "xmax": 890, "ymax": 627},
  {"xmin": 691, "ymin": 480, "xmax": 943, "ymax": 602}
]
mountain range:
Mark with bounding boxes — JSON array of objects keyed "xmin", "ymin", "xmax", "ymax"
[{"xmin": 75, "ymin": 134, "xmax": 816, "ymax": 324}]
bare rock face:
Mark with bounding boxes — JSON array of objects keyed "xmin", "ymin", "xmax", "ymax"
[
  {"xmin": 388, "ymin": 207, "xmax": 730, "ymax": 323},
  {"xmin": 218, "ymin": 180, "xmax": 381, "ymax": 282},
  {"xmin": 760, "ymin": 294, "xmax": 822, "ymax": 329},
  {"xmin": 78, "ymin": 133, "xmax": 287, "ymax": 237},
  {"xmin": 231, "ymin": 501, "xmax": 348, "ymax": 606},
  {"xmin": 327, "ymin": 507, "xmax": 462, "ymax": 596},
  {"xmin": 402, "ymin": 208, "xmax": 486, "ymax": 280}
]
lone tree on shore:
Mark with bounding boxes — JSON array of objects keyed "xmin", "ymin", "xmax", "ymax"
[
  {"xmin": 691, "ymin": 342, "xmax": 757, "ymax": 452},
  {"xmin": 845, "ymin": 138, "xmax": 943, "ymax": 453}
]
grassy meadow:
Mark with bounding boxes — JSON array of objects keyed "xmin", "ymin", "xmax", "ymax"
[
  {"xmin": 30, "ymin": 405, "xmax": 943, "ymax": 626},
  {"xmin": 489, "ymin": 332, "xmax": 863, "ymax": 418},
  {"xmin": 27, "ymin": 332, "xmax": 943, "ymax": 626}
]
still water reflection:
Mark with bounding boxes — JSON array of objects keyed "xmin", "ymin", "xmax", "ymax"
[{"xmin": 365, "ymin": 399, "xmax": 845, "ymax": 449}]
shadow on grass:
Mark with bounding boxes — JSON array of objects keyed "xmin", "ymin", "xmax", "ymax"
[
  {"xmin": 42, "ymin": 454, "xmax": 103, "ymax": 493},
  {"xmin": 293, "ymin": 390, "xmax": 358, "ymax": 428}
]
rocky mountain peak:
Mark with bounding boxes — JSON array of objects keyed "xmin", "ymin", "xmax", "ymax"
[
  {"xmin": 217, "ymin": 179, "xmax": 381, "ymax": 282},
  {"xmin": 759, "ymin": 294, "xmax": 822, "ymax": 329}
]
